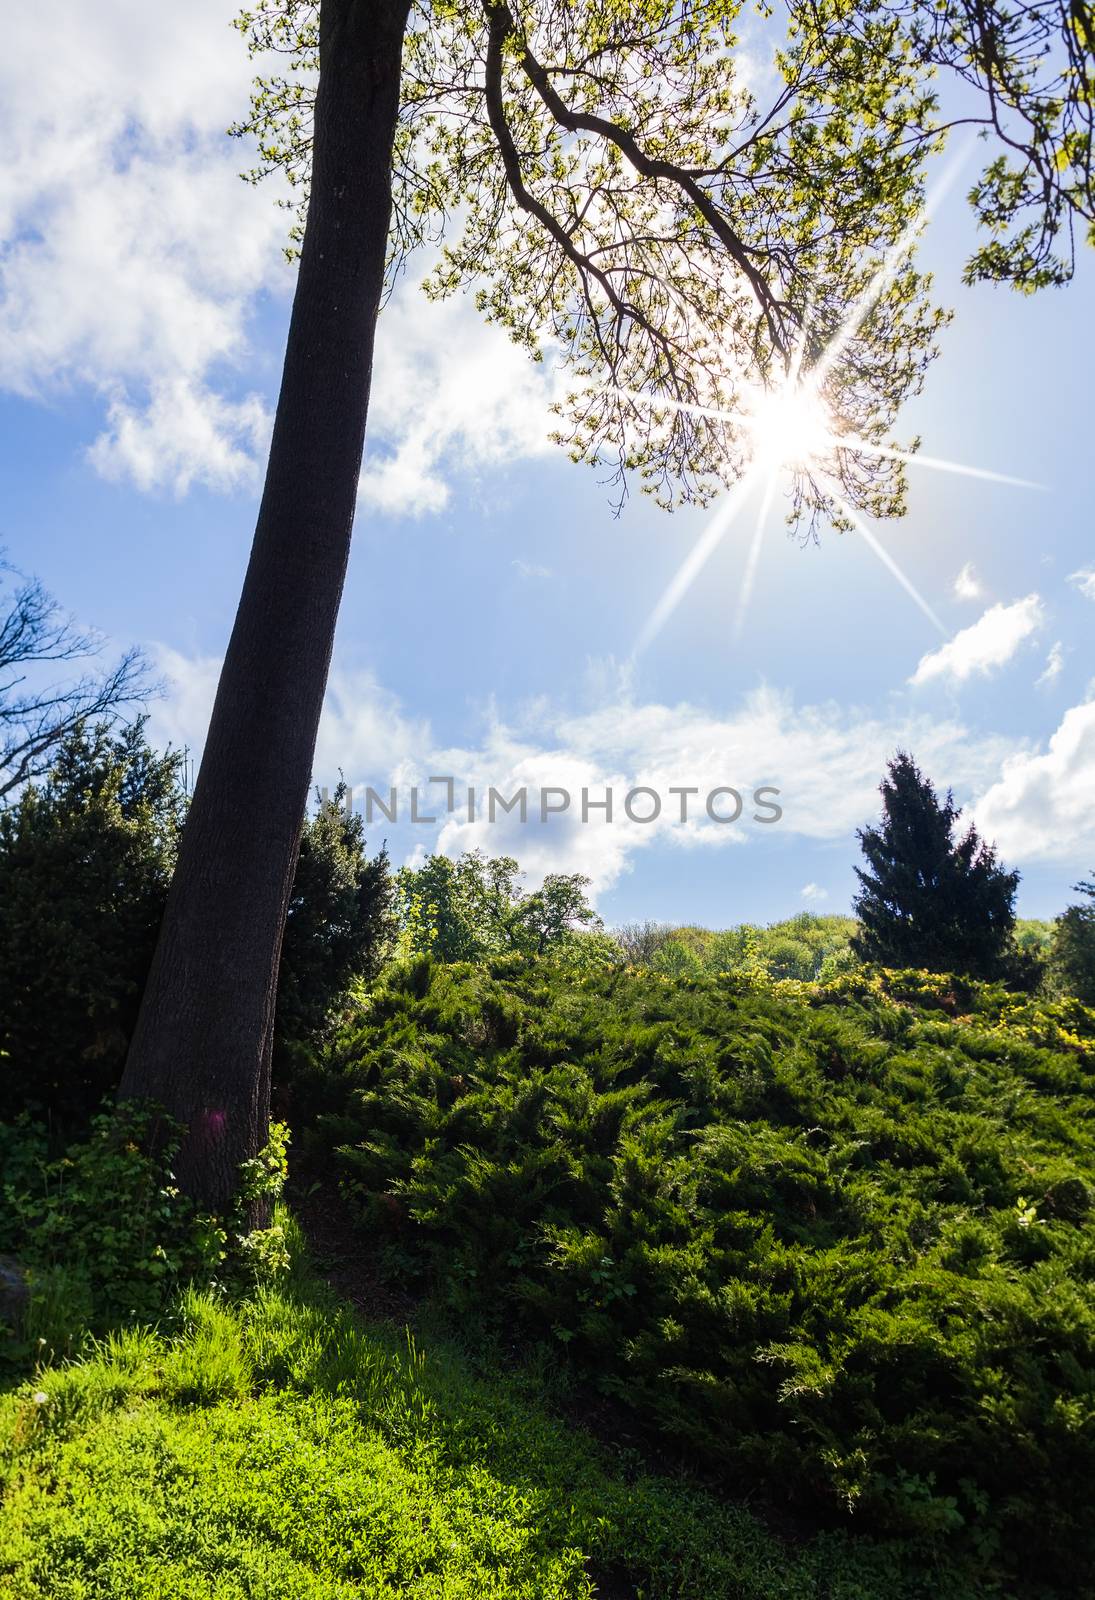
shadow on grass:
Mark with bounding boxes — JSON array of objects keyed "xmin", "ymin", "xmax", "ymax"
[{"xmin": 1, "ymin": 1208, "xmax": 1005, "ymax": 1600}]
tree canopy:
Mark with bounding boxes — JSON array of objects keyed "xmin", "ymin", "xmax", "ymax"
[
  {"xmin": 0, "ymin": 721, "xmax": 185, "ymax": 1126},
  {"xmin": 396, "ymin": 848, "xmax": 601, "ymax": 959},
  {"xmin": 235, "ymin": 0, "xmax": 1094, "ymax": 523},
  {"xmin": 0, "ymin": 731, "xmax": 394, "ymax": 1130},
  {"xmin": 1051, "ymin": 872, "xmax": 1095, "ymax": 1003},
  {"xmin": 276, "ymin": 783, "xmax": 395, "ymax": 1042}
]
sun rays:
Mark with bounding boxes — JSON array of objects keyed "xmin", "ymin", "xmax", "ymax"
[
  {"xmin": 625, "ymin": 141, "xmax": 1042, "ymax": 658},
  {"xmin": 633, "ymin": 473, "xmax": 759, "ymax": 655}
]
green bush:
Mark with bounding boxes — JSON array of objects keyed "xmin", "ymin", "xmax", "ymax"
[
  {"xmin": 0, "ymin": 1107, "xmax": 218, "ymax": 1362},
  {"xmin": 309, "ymin": 956, "xmax": 1095, "ymax": 1590},
  {"xmin": 0, "ymin": 731, "xmax": 392, "ymax": 1130},
  {"xmin": 0, "ymin": 1108, "xmax": 294, "ymax": 1367}
]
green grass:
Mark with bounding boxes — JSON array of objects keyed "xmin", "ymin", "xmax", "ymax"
[{"xmin": 0, "ymin": 1260, "xmax": 1000, "ymax": 1599}]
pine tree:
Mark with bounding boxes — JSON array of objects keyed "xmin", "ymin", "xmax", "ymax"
[{"xmin": 852, "ymin": 752, "xmax": 1019, "ymax": 978}]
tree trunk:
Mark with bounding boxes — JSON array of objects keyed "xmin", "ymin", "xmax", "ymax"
[{"xmin": 119, "ymin": 0, "xmax": 411, "ymax": 1212}]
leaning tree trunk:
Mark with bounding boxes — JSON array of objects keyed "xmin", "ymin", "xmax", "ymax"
[{"xmin": 119, "ymin": 0, "xmax": 412, "ymax": 1212}]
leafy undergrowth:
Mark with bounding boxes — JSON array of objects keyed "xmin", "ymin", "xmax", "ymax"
[
  {"xmin": 0, "ymin": 1259, "xmax": 991, "ymax": 1600},
  {"xmin": 297, "ymin": 956, "xmax": 1095, "ymax": 1594}
]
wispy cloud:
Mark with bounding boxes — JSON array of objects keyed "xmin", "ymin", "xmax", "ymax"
[
  {"xmin": 144, "ymin": 646, "xmax": 223, "ymax": 758},
  {"xmin": 512, "ymin": 559, "xmax": 553, "ymax": 580},
  {"xmin": 1069, "ymin": 568, "xmax": 1095, "ymax": 602},
  {"xmin": 910, "ymin": 594, "xmax": 1044, "ymax": 686},
  {"xmin": 89, "ymin": 379, "xmax": 270, "ymax": 496},
  {"xmin": 154, "ymin": 624, "xmax": 1095, "ymax": 894},
  {"xmin": 1037, "ymin": 641, "xmax": 1065, "ymax": 687},
  {"xmin": 148, "ymin": 643, "xmax": 1021, "ymax": 899}
]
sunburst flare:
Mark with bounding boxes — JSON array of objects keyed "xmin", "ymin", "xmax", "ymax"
[{"xmin": 626, "ymin": 141, "xmax": 1038, "ymax": 656}]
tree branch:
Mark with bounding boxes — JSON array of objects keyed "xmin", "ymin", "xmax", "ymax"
[{"xmin": 483, "ymin": 0, "xmax": 789, "ymax": 356}]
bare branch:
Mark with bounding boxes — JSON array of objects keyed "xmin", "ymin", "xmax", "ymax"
[{"xmin": 0, "ymin": 557, "xmax": 151, "ymax": 801}]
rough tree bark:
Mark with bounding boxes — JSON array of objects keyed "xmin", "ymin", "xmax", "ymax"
[{"xmin": 119, "ymin": 0, "xmax": 412, "ymax": 1211}]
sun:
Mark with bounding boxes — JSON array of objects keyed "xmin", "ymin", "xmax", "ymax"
[
  {"xmin": 611, "ymin": 140, "xmax": 1045, "ymax": 658},
  {"xmin": 743, "ymin": 379, "xmax": 834, "ymax": 473}
]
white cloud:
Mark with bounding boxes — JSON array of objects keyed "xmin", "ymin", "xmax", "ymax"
[
  {"xmin": 1069, "ymin": 568, "xmax": 1095, "ymax": 602},
  {"xmin": 513, "ymin": 560, "xmax": 553, "ymax": 580},
  {"xmin": 953, "ymin": 562, "xmax": 983, "ymax": 601},
  {"xmin": 1037, "ymin": 641, "xmax": 1065, "ymax": 688},
  {"xmin": 801, "ymin": 882, "xmax": 828, "ymax": 901},
  {"xmin": 314, "ymin": 670, "xmax": 434, "ymax": 790},
  {"xmin": 910, "ymin": 594, "xmax": 1044, "ymax": 686},
  {"xmin": 319, "ymin": 680, "xmax": 1015, "ymax": 896},
  {"xmin": 89, "ymin": 379, "xmax": 270, "ymax": 496},
  {"xmin": 145, "ymin": 646, "xmax": 223, "ymax": 758},
  {"xmin": 358, "ymin": 444, "xmax": 449, "ymax": 518},
  {"xmin": 0, "ymin": 1, "xmax": 289, "ymax": 492},
  {"xmin": 433, "ymin": 742, "xmax": 645, "ymax": 894},
  {"xmin": 358, "ymin": 277, "xmax": 560, "ymax": 517},
  {"xmin": 0, "ymin": 6, "xmax": 595, "ymax": 510},
  {"xmin": 973, "ymin": 698, "xmax": 1095, "ymax": 862},
  {"xmin": 147, "ymin": 650, "xmax": 432, "ymax": 795},
  {"xmin": 151, "ymin": 651, "xmax": 1045, "ymax": 900}
]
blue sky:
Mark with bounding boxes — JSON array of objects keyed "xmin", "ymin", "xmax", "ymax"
[{"xmin": 2, "ymin": 1, "xmax": 1093, "ymax": 927}]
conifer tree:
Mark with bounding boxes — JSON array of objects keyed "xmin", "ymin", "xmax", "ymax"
[{"xmin": 852, "ymin": 752, "xmax": 1019, "ymax": 978}]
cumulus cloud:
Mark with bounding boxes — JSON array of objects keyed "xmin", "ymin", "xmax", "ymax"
[
  {"xmin": 311, "ymin": 678, "xmax": 1015, "ymax": 895},
  {"xmin": 148, "ymin": 650, "xmax": 434, "ymax": 795},
  {"xmin": 973, "ymin": 698, "xmax": 1095, "ymax": 862},
  {"xmin": 314, "ymin": 669, "xmax": 434, "ymax": 789},
  {"xmin": 0, "ymin": 0, "xmax": 289, "ymax": 492},
  {"xmin": 0, "ymin": 5, "xmax": 586, "ymax": 510},
  {"xmin": 358, "ymin": 276, "xmax": 561, "ymax": 517},
  {"xmin": 1069, "ymin": 568, "xmax": 1095, "ymax": 602},
  {"xmin": 953, "ymin": 562, "xmax": 983, "ymax": 601},
  {"xmin": 910, "ymin": 594, "xmax": 1044, "ymax": 686},
  {"xmin": 801, "ymin": 882, "xmax": 828, "ymax": 901},
  {"xmin": 363, "ymin": 686, "xmax": 1017, "ymax": 894},
  {"xmin": 145, "ymin": 646, "xmax": 223, "ymax": 758}
]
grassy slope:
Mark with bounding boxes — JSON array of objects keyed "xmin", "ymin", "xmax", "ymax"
[
  {"xmin": 0, "ymin": 1260, "xmax": 993, "ymax": 1600},
  {"xmin": 2, "ymin": 958, "xmax": 1090, "ymax": 1599},
  {"xmin": 302, "ymin": 957, "xmax": 1095, "ymax": 1593}
]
